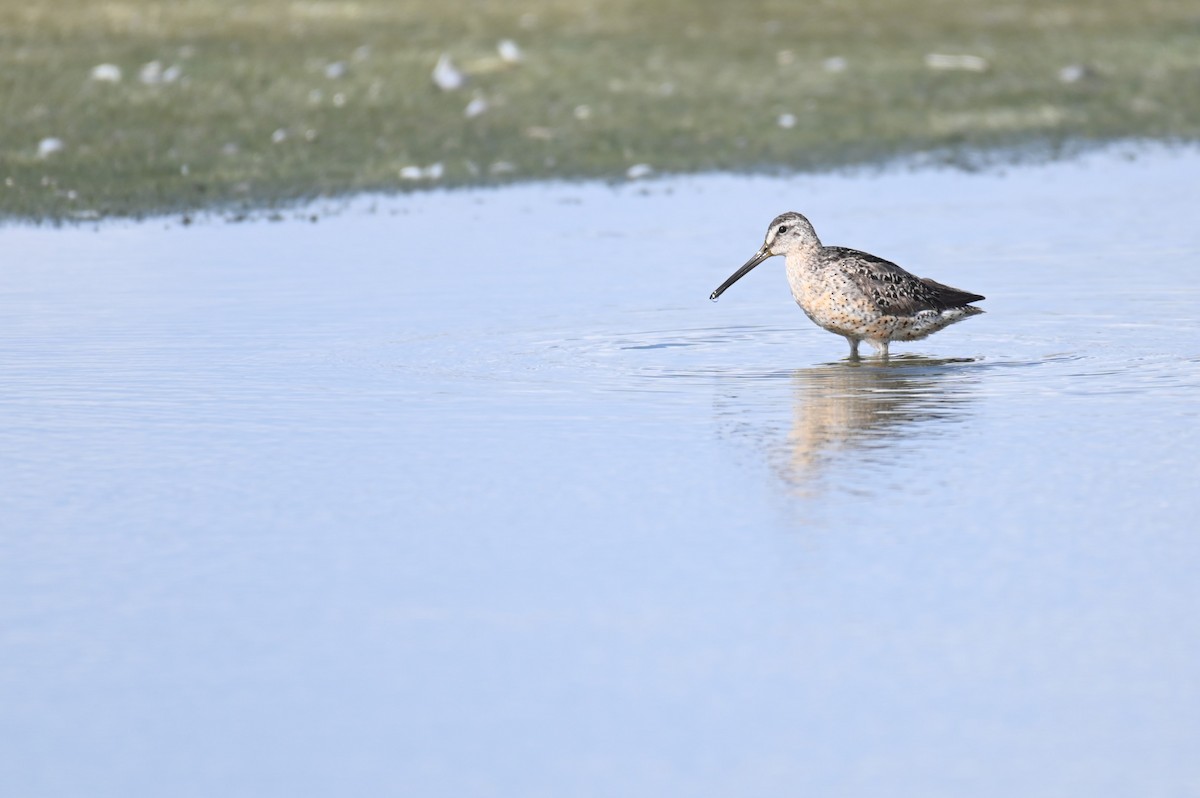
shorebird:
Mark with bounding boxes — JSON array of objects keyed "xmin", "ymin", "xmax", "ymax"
[{"xmin": 710, "ymin": 212, "xmax": 984, "ymax": 357}]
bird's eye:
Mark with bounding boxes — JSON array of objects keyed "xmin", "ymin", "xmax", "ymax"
[{"xmin": 777, "ymin": 225, "xmax": 789, "ymax": 234}]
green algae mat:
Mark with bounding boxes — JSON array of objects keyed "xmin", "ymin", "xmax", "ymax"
[{"xmin": 2, "ymin": 0, "xmax": 1198, "ymax": 220}]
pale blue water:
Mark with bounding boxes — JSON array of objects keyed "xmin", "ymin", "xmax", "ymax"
[{"xmin": 2, "ymin": 146, "xmax": 1199, "ymax": 796}]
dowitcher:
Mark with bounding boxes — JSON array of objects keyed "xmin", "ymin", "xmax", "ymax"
[{"xmin": 710, "ymin": 212, "xmax": 984, "ymax": 357}]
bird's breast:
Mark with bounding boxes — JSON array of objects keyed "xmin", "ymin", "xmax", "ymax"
[
  {"xmin": 788, "ymin": 261, "xmax": 855, "ymax": 312},
  {"xmin": 785, "ymin": 258, "xmax": 876, "ymax": 334}
]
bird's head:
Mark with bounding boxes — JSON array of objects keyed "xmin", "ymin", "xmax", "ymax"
[{"xmin": 710, "ymin": 212, "xmax": 819, "ymax": 301}]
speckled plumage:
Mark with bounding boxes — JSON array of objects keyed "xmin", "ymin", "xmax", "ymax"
[{"xmin": 710, "ymin": 211, "xmax": 984, "ymax": 357}]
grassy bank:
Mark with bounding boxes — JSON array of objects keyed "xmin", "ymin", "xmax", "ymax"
[{"xmin": 2, "ymin": 0, "xmax": 1198, "ymax": 220}]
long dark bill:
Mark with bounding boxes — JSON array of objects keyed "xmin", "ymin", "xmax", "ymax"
[{"xmin": 709, "ymin": 248, "xmax": 772, "ymax": 301}]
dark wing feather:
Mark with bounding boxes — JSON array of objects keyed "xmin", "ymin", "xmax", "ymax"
[
  {"xmin": 918, "ymin": 277, "xmax": 985, "ymax": 307},
  {"xmin": 824, "ymin": 247, "xmax": 984, "ymax": 316}
]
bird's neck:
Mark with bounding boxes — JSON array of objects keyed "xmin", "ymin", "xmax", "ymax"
[
  {"xmin": 784, "ymin": 245, "xmax": 823, "ymax": 301},
  {"xmin": 784, "ymin": 241, "xmax": 822, "ymax": 267}
]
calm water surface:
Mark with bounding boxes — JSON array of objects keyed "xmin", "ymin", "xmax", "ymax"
[{"xmin": 2, "ymin": 147, "xmax": 1199, "ymax": 796}]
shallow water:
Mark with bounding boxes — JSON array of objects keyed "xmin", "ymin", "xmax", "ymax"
[{"xmin": 2, "ymin": 146, "xmax": 1199, "ymax": 796}]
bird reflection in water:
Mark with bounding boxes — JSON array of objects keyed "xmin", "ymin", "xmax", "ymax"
[{"xmin": 724, "ymin": 356, "xmax": 980, "ymax": 497}]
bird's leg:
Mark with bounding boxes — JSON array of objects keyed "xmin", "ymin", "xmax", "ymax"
[
  {"xmin": 878, "ymin": 341, "xmax": 890, "ymax": 359},
  {"xmin": 845, "ymin": 336, "xmax": 860, "ymax": 360}
]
